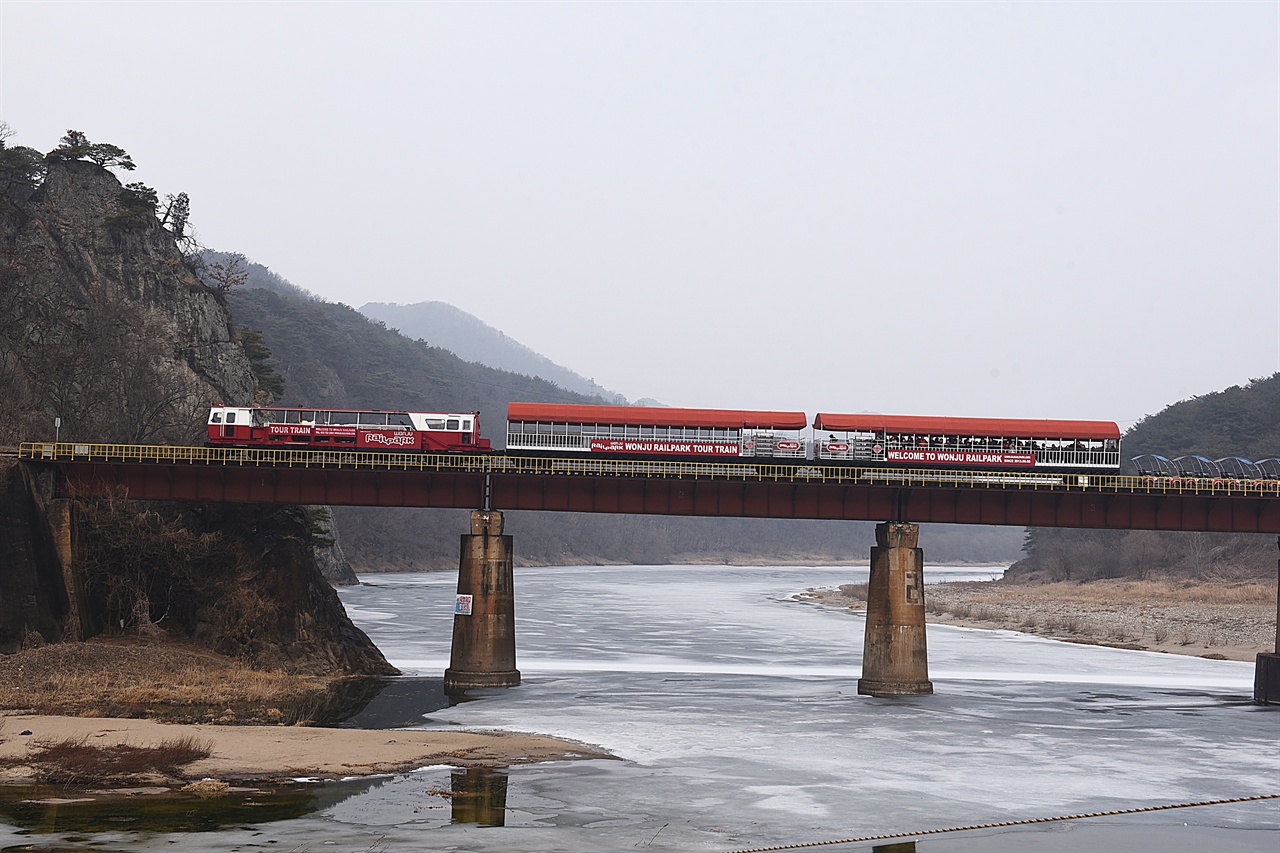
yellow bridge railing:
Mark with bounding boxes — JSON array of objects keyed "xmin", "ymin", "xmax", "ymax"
[{"xmin": 17, "ymin": 442, "xmax": 1280, "ymax": 497}]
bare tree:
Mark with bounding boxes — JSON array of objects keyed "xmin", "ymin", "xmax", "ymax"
[{"xmin": 198, "ymin": 252, "xmax": 249, "ymax": 292}]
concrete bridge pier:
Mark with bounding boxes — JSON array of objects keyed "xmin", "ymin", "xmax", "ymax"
[
  {"xmin": 443, "ymin": 510, "xmax": 520, "ymax": 692},
  {"xmin": 858, "ymin": 521, "xmax": 933, "ymax": 697},
  {"xmin": 1253, "ymin": 535, "xmax": 1280, "ymax": 705}
]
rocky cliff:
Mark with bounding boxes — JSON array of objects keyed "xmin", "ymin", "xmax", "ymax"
[
  {"xmin": 0, "ymin": 159, "xmax": 256, "ymax": 445},
  {"xmin": 0, "ymin": 148, "xmax": 388, "ymax": 676}
]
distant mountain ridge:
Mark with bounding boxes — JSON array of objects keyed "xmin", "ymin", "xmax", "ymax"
[{"xmin": 360, "ymin": 300, "xmax": 631, "ymax": 402}]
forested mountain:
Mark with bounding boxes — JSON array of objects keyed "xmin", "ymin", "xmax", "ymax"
[
  {"xmin": 1120, "ymin": 376, "xmax": 1280, "ymax": 463},
  {"xmin": 228, "ymin": 280, "xmax": 1024, "ymax": 569},
  {"xmin": 1012, "ymin": 374, "xmax": 1280, "ymax": 582},
  {"xmin": 360, "ymin": 300, "xmax": 631, "ymax": 403}
]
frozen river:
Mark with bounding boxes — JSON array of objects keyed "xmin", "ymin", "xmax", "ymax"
[{"xmin": 1, "ymin": 564, "xmax": 1275, "ymax": 851}]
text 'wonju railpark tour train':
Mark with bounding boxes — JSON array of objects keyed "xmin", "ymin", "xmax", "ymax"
[{"xmin": 206, "ymin": 401, "xmax": 1279, "ymax": 481}]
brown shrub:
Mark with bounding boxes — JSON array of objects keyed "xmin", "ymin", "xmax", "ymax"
[
  {"xmin": 838, "ymin": 583, "xmax": 868, "ymax": 600},
  {"xmin": 3, "ymin": 734, "xmax": 212, "ymax": 784}
]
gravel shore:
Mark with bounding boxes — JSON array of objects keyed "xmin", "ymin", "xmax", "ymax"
[{"xmin": 798, "ymin": 578, "xmax": 1278, "ymax": 662}]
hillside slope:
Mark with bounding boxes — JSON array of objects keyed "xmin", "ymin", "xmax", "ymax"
[
  {"xmin": 1121, "ymin": 374, "xmax": 1280, "ymax": 462},
  {"xmin": 1012, "ymin": 373, "xmax": 1280, "ymax": 582}
]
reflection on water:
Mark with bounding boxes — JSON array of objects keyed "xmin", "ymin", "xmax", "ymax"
[
  {"xmin": 450, "ymin": 767, "xmax": 508, "ymax": 826},
  {"xmin": 0, "ymin": 780, "xmax": 381, "ymax": 836}
]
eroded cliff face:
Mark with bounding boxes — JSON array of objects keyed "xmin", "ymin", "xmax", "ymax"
[
  {"xmin": 0, "ymin": 156, "xmax": 386, "ymax": 675},
  {"xmin": 0, "ymin": 159, "xmax": 257, "ymax": 445}
]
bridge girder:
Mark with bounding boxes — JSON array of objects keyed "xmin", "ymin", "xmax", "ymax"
[{"xmin": 39, "ymin": 461, "xmax": 1280, "ymax": 534}]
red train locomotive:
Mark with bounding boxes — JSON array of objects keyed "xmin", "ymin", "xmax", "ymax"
[{"xmin": 207, "ymin": 406, "xmax": 491, "ymax": 452}]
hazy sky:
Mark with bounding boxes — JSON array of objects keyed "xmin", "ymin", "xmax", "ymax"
[{"xmin": 3, "ymin": 2, "xmax": 1276, "ymax": 428}]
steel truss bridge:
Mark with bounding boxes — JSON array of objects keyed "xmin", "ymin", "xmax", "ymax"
[{"xmin": 18, "ymin": 442, "xmax": 1280, "ymax": 534}]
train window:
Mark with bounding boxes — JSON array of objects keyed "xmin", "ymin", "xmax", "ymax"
[
  {"xmin": 388, "ymin": 413, "xmax": 413, "ymax": 427},
  {"xmin": 447, "ymin": 419, "xmax": 460, "ymax": 430},
  {"xmin": 211, "ymin": 412, "xmax": 222, "ymax": 423},
  {"xmin": 641, "ymin": 426, "xmax": 654, "ymax": 438},
  {"xmin": 226, "ymin": 412, "xmax": 236, "ymax": 424},
  {"xmin": 425, "ymin": 418, "xmax": 446, "ymax": 429},
  {"xmin": 567, "ymin": 424, "xmax": 581, "ymax": 434},
  {"xmin": 626, "ymin": 425, "xmax": 640, "ymax": 438},
  {"xmin": 461, "ymin": 419, "xmax": 471, "ymax": 431}
]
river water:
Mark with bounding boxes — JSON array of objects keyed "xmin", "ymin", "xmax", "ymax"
[{"xmin": 0, "ymin": 564, "xmax": 1275, "ymax": 852}]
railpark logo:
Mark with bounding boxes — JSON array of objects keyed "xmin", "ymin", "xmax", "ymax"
[{"xmin": 363, "ymin": 432, "xmax": 417, "ymax": 447}]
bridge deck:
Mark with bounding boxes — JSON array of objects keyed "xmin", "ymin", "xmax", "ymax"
[{"xmin": 18, "ymin": 442, "xmax": 1280, "ymax": 533}]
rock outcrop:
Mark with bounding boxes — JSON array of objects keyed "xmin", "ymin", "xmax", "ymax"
[
  {"xmin": 0, "ymin": 153, "xmax": 392, "ymax": 676},
  {"xmin": 1, "ymin": 159, "xmax": 257, "ymax": 445}
]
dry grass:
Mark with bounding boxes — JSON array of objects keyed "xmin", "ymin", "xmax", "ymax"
[
  {"xmin": 802, "ymin": 575, "xmax": 1276, "ymax": 660},
  {"xmin": 1003, "ymin": 578, "xmax": 1277, "ymax": 605},
  {"xmin": 926, "ymin": 578, "xmax": 1275, "ymax": 658},
  {"xmin": 0, "ymin": 637, "xmax": 342, "ymax": 724},
  {"xmin": 0, "ymin": 734, "xmax": 213, "ymax": 784}
]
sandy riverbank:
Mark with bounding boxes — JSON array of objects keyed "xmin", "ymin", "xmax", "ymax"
[
  {"xmin": 0, "ymin": 713, "xmax": 609, "ymax": 787},
  {"xmin": 0, "ymin": 638, "xmax": 612, "ymax": 788},
  {"xmin": 797, "ymin": 578, "xmax": 1278, "ymax": 662}
]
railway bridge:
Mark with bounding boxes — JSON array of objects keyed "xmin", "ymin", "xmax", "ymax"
[{"xmin": 17, "ymin": 442, "xmax": 1280, "ymax": 702}]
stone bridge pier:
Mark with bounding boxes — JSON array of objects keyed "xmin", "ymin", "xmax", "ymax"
[
  {"xmin": 443, "ymin": 510, "xmax": 520, "ymax": 692},
  {"xmin": 858, "ymin": 521, "xmax": 933, "ymax": 697},
  {"xmin": 1253, "ymin": 535, "xmax": 1280, "ymax": 705}
]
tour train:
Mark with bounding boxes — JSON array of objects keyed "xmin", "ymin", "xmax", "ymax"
[{"xmin": 205, "ymin": 402, "xmax": 1279, "ymax": 479}]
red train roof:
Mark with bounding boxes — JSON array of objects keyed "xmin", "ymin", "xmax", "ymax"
[
  {"xmin": 812, "ymin": 413, "xmax": 1121, "ymax": 440},
  {"xmin": 508, "ymin": 402, "xmax": 808, "ymax": 430}
]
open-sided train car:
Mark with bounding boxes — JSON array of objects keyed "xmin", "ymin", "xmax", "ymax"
[
  {"xmin": 207, "ymin": 405, "xmax": 492, "ymax": 452},
  {"xmin": 505, "ymin": 402, "xmax": 808, "ymax": 459},
  {"xmin": 811, "ymin": 413, "xmax": 1122, "ymax": 471}
]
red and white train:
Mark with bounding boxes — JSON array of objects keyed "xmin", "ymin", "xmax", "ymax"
[
  {"xmin": 209, "ymin": 402, "xmax": 1124, "ymax": 472},
  {"xmin": 208, "ymin": 406, "xmax": 491, "ymax": 452}
]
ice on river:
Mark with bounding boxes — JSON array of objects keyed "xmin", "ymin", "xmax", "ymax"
[
  {"xmin": 325, "ymin": 565, "xmax": 1277, "ymax": 852},
  {"xmin": 0, "ymin": 564, "xmax": 1271, "ymax": 852}
]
